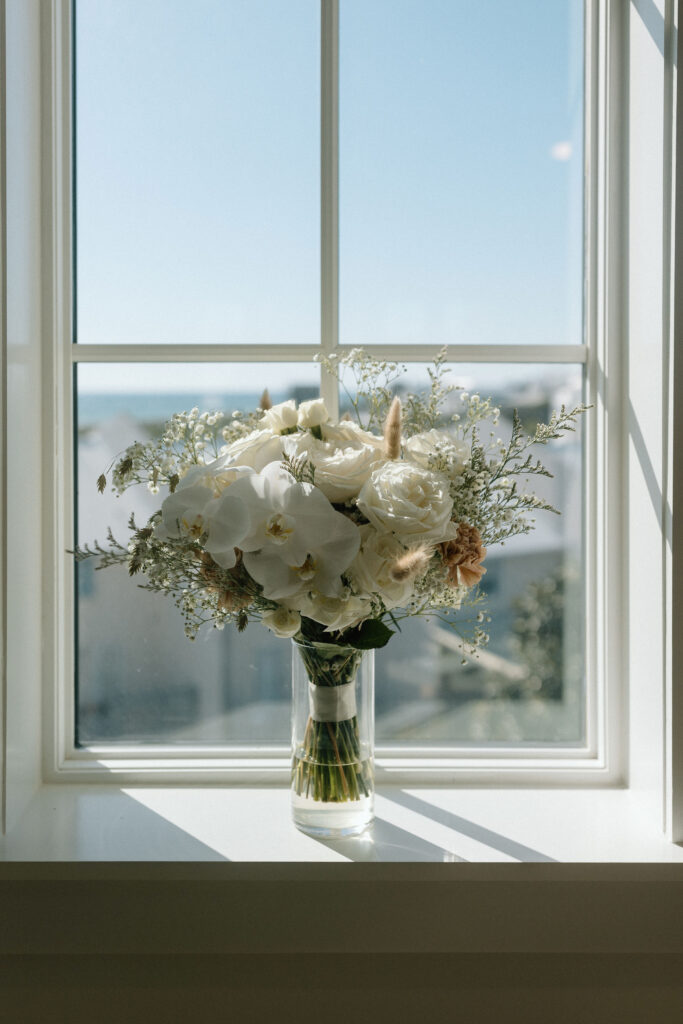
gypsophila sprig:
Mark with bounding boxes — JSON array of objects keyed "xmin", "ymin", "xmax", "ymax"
[
  {"xmin": 317, "ymin": 348, "xmax": 406, "ymax": 432},
  {"xmin": 401, "ymin": 346, "xmax": 459, "ymax": 436},
  {"xmin": 102, "ymin": 408, "xmax": 235, "ymax": 497}
]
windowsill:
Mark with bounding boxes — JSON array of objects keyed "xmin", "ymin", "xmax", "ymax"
[
  {"xmin": 1, "ymin": 784, "xmax": 683, "ymax": 956},
  {"xmin": 2, "ymin": 782, "xmax": 682, "ymax": 864}
]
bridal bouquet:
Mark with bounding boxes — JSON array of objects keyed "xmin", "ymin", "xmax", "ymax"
[{"xmin": 78, "ymin": 349, "xmax": 586, "ymax": 821}]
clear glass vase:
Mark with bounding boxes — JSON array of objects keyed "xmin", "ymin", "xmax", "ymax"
[{"xmin": 291, "ymin": 639, "xmax": 374, "ymax": 837}]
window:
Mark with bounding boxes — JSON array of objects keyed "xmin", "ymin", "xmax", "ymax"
[
  {"xmin": 67, "ymin": 0, "xmax": 594, "ymax": 770},
  {"xmin": 4, "ymin": 0, "xmax": 679, "ymax": 824}
]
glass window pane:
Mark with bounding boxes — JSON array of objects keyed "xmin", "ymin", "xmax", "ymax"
[
  {"xmin": 339, "ymin": 0, "xmax": 584, "ymax": 347},
  {"xmin": 76, "ymin": 362, "xmax": 319, "ymax": 744},
  {"xmin": 340, "ymin": 363, "xmax": 586, "ymax": 745},
  {"xmin": 77, "ymin": 361, "xmax": 585, "ymax": 747},
  {"xmin": 75, "ymin": 0, "xmax": 320, "ymax": 345}
]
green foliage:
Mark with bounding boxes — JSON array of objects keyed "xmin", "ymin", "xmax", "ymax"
[
  {"xmin": 280, "ymin": 452, "xmax": 316, "ymax": 485},
  {"xmin": 451, "ymin": 403, "xmax": 590, "ymax": 547},
  {"xmin": 511, "ymin": 564, "xmax": 582, "ymax": 701}
]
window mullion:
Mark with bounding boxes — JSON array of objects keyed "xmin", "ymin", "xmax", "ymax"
[{"xmin": 320, "ymin": 0, "xmax": 339, "ymax": 417}]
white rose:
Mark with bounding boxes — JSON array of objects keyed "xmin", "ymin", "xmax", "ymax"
[
  {"xmin": 322, "ymin": 420, "xmax": 384, "ymax": 449},
  {"xmin": 261, "ymin": 607, "xmax": 301, "ymax": 638},
  {"xmin": 404, "ymin": 429, "xmax": 470, "ymax": 476},
  {"xmin": 298, "ymin": 398, "xmax": 330, "ymax": 428},
  {"xmin": 177, "ymin": 459, "xmax": 255, "ymax": 497},
  {"xmin": 222, "ymin": 429, "xmax": 283, "ymax": 471},
  {"xmin": 357, "ymin": 461, "xmax": 458, "ymax": 544},
  {"xmin": 260, "ymin": 400, "xmax": 298, "ymax": 433},
  {"xmin": 282, "ymin": 431, "xmax": 385, "ymax": 503},
  {"xmin": 348, "ymin": 525, "xmax": 415, "ymax": 610},
  {"xmin": 295, "ymin": 591, "xmax": 373, "ymax": 633}
]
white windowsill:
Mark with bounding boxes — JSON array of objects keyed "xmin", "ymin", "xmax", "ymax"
[
  {"xmin": 1, "ymin": 783, "xmax": 682, "ymax": 864},
  {"xmin": 2, "ymin": 784, "xmax": 682, "ymax": 957}
]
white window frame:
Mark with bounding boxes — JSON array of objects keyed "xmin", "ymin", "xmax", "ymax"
[
  {"xmin": 51, "ymin": 0, "xmax": 612, "ymax": 784},
  {"xmin": 3, "ymin": 0, "xmax": 681, "ymax": 841}
]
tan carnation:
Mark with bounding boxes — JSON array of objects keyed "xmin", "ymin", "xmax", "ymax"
[{"xmin": 439, "ymin": 524, "xmax": 487, "ymax": 588}]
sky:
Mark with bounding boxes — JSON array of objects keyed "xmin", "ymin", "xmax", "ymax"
[{"xmin": 74, "ymin": 0, "xmax": 584, "ymax": 394}]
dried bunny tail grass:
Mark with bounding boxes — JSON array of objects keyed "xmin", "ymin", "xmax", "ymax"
[
  {"xmin": 383, "ymin": 396, "xmax": 402, "ymax": 459},
  {"xmin": 340, "ymin": 411, "xmax": 353, "ymax": 421},
  {"xmin": 390, "ymin": 545, "xmax": 432, "ymax": 583},
  {"xmin": 259, "ymin": 388, "xmax": 272, "ymax": 411}
]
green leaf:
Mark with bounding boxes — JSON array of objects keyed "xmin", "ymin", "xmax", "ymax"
[{"xmin": 345, "ymin": 619, "xmax": 395, "ymax": 650}]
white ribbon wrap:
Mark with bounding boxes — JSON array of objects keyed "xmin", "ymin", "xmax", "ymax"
[{"xmin": 308, "ymin": 680, "xmax": 357, "ymax": 723}]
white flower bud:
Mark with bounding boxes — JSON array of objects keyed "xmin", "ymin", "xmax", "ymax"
[
  {"xmin": 261, "ymin": 400, "xmax": 299, "ymax": 433},
  {"xmin": 298, "ymin": 398, "xmax": 330, "ymax": 428},
  {"xmin": 261, "ymin": 607, "xmax": 301, "ymax": 639}
]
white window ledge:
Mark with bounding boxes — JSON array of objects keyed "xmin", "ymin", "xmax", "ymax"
[
  {"xmin": 1, "ymin": 784, "xmax": 682, "ymax": 864},
  {"xmin": 1, "ymin": 785, "xmax": 683, "ymax": 958}
]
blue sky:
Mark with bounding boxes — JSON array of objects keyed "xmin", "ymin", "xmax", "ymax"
[{"xmin": 75, "ymin": 0, "xmax": 583, "ymax": 391}]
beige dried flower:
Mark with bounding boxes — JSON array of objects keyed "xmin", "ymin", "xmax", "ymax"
[
  {"xmin": 198, "ymin": 551, "xmax": 222, "ymax": 591},
  {"xmin": 200, "ymin": 551, "xmax": 251, "ymax": 610},
  {"xmin": 217, "ymin": 589, "xmax": 251, "ymax": 613},
  {"xmin": 390, "ymin": 545, "xmax": 432, "ymax": 583},
  {"xmin": 259, "ymin": 388, "xmax": 272, "ymax": 411},
  {"xmin": 439, "ymin": 524, "xmax": 487, "ymax": 588},
  {"xmin": 383, "ymin": 396, "xmax": 402, "ymax": 459}
]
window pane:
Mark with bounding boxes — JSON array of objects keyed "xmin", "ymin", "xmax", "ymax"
[
  {"xmin": 76, "ymin": 363, "xmax": 319, "ymax": 744},
  {"xmin": 339, "ymin": 0, "xmax": 584, "ymax": 347},
  {"xmin": 75, "ymin": 0, "xmax": 320, "ymax": 345},
  {"xmin": 340, "ymin": 363, "xmax": 586, "ymax": 745},
  {"xmin": 77, "ymin": 361, "xmax": 585, "ymax": 747}
]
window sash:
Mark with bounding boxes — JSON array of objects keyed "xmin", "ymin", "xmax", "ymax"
[{"xmin": 44, "ymin": 0, "xmax": 618, "ymax": 781}]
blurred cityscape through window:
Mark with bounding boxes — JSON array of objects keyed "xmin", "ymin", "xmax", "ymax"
[{"xmin": 76, "ymin": 364, "xmax": 584, "ymax": 746}]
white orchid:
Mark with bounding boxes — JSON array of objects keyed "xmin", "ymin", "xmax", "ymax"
[
  {"xmin": 201, "ymin": 490, "xmax": 253, "ymax": 569},
  {"xmin": 223, "ymin": 463, "xmax": 361, "ymax": 600},
  {"xmin": 154, "ymin": 483, "xmax": 215, "ymax": 542}
]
